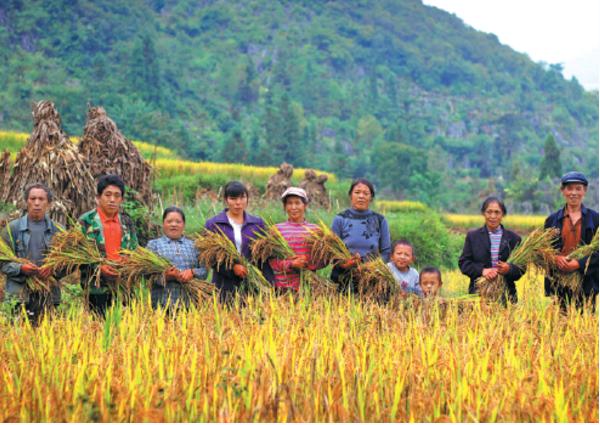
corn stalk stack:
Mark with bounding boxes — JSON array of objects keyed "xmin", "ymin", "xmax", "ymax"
[
  {"xmin": 0, "ymin": 150, "xmax": 11, "ymax": 202},
  {"xmin": 78, "ymin": 106, "xmax": 153, "ymax": 205},
  {"xmin": 4, "ymin": 101, "xmax": 96, "ymax": 225}
]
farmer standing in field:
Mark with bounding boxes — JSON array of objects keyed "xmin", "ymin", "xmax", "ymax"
[
  {"xmin": 146, "ymin": 206, "xmax": 207, "ymax": 310},
  {"xmin": 79, "ymin": 174, "xmax": 138, "ymax": 316},
  {"xmin": 330, "ymin": 178, "xmax": 391, "ymax": 293},
  {"xmin": 458, "ymin": 197, "xmax": 525, "ymax": 304},
  {"xmin": 544, "ymin": 172, "xmax": 598, "ymax": 311},
  {"xmin": 204, "ymin": 181, "xmax": 273, "ymax": 304},
  {"xmin": 0, "ymin": 183, "xmax": 60, "ymax": 324},
  {"xmin": 269, "ymin": 187, "xmax": 320, "ymax": 293}
]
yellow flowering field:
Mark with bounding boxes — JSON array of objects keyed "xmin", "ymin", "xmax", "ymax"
[
  {"xmin": 444, "ymin": 213, "xmax": 546, "ymax": 232},
  {"xmin": 0, "ymin": 130, "xmax": 336, "ymax": 183},
  {"xmin": 375, "ymin": 199, "xmax": 427, "ymax": 213},
  {"xmin": 0, "ymin": 271, "xmax": 596, "ymax": 422}
]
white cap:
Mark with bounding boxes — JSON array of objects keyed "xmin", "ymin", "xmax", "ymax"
[{"xmin": 281, "ymin": 187, "xmax": 309, "ymax": 203}]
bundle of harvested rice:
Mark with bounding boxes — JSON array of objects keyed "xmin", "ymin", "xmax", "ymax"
[
  {"xmin": 44, "ymin": 225, "xmax": 106, "ymax": 288},
  {"xmin": 251, "ymin": 223, "xmax": 336, "ymax": 294},
  {"xmin": 551, "ymin": 229, "xmax": 599, "ymax": 292},
  {"xmin": 118, "ymin": 246, "xmax": 172, "ymax": 288},
  {"xmin": 195, "ymin": 228, "xmax": 272, "ymax": 294},
  {"xmin": 78, "ymin": 106, "xmax": 153, "ymax": 205},
  {"xmin": 184, "ymin": 278, "xmax": 216, "ymax": 304},
  {"xmin": 355, "ymin": 256, "xmax": 398, "ymax": 302},
  {"xmin": 476, "ymin": 227, "xmax": 559, "ymax": 301},
  {"xmin": 304, "ymin": 221, "xmax": 353, "ymax": 267},
  {"xmin": 5, "ymin": 101, "xmax": 96, "ymax": 225},
  {"xmin": 0, "ymin": 235, "xmax": 54, "ymax": 293}
]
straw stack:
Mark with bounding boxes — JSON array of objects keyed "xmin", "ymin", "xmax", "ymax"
[
  {"xmin": 4, "ymin": 101, "xmax": 96, "ymax": 225},
  {"xmin": 78, "ymin": 105, "xmax": 153, "ymax": 205}
]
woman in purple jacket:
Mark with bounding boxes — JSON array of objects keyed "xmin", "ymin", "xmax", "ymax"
[{"xmin": 204, "ymin": 181, "xmax": 272, "ymax": 303}]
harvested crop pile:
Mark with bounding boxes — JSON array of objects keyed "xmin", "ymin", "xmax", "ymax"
[
  {"xmin": 78, "ymin": 106, "xmax": 153, "ymax": 205},
  {"xmin": 5, "ymin": 101, "xmax": 95, "ymax": 225}
]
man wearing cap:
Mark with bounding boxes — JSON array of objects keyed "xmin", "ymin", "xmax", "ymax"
[
  {"xmin": 269, "ymin": 187, "xmax": 320, "ymax": 292},
  {"xmin": 544, "ymin": 171, "xmax": 598, "ymax": 311}
]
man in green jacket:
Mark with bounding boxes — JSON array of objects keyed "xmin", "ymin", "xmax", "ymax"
[
  {"xmin": 79, "ymin": 174, "xmax": 138, "ymax": 316},
  {"xmin": 0, "ymin": 183, "xmax": 59, "ymax": 324}
]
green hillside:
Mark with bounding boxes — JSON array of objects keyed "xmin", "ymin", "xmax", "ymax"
[{"xmin": 0, "ymin": 0, "xmax": 597, "ymax": 213}]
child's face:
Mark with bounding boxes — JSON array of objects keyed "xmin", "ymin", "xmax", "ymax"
[
  {"xmin": 391, "ymin": 244, "xmax": 414, "ymax": 271},
  {"xmin": 420, "ymin": 272, "xmax": 442, "ymax": 297}
]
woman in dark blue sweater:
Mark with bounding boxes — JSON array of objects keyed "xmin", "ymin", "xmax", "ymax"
[{"xmin": 330, "ymin": 179, "xmax": 391, "ymax": 292}]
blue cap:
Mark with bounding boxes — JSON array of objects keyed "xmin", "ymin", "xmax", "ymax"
[{"xmin": 561, "ymin": 171, "xmax": 588, "ymax": 187}]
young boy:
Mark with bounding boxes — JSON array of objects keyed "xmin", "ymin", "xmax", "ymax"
[
  {"xmin": 419, "ymin": 266, "xmax": 443, "ymax": 297},
  {"xmin": 387, "ymin": 240, "xmax": 421, "ymax": 296}
]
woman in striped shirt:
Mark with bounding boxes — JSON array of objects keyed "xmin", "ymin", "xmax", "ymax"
[
  {"xmin": 269, "ymin": 187, "xmax": 320, "ymax": 292},
  {"xmin": 458, "ymin": 197, "xmax": 525, "ymax": 304}
]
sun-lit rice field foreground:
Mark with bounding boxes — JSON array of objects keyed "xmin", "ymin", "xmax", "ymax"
[{"xmin": 0, "ymin": 271, "xmax": 597, "ymax": 422}]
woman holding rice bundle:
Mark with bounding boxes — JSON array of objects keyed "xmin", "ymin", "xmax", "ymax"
[
  {"xmin": 269, "ymin": 187, "xmax": 320, "ymax": 293},
  {"xmin": 204, "ymin": 181, "xmax": 272, "ymax": 303},
  {"xmin": 330, "ymin": 178, "xmax": 391, "ymax": 292},
  {"xmin": 544, "ymin": 172, "xmax": 598, "ymax": 311},
  {"xmin": 146, "ymin": 207, "xmax": 208, "ymax": 310},
  {"xmin": 458, "ymin": 197, "xmax": 525, "ymax": 304}
]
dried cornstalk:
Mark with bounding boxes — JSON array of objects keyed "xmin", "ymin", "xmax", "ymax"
[
  {"xmin": 0, "ymin": 150, "xmax": 11, "ymax": 201},
  {"xmin": 5, "ymin": 101, "xmax": 96, "ymax": 225},
  {"xmin": 78, "ymin": 106, "xmax": 153, "ymax": 205}
]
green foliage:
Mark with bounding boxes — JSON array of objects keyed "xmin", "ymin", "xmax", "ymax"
[
  {"xmin": 0, "ymin": 0, "xmax": 596, "ymax": 212},
  {"xmin": 539, "ymin": 134, "xmax": 562, "ymax": 180}
]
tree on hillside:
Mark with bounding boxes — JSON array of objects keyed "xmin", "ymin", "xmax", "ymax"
[{"xmin": 539, "ymin": 134, "xmax": 561, "ymax": 180}]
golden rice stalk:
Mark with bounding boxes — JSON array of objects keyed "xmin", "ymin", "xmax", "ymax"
[
  {"xmin": 355, "ymin": 257, "xmax": 398, "ymax": 301},
  {"xmin": 250, "ymin": 224, "xmax": 295, "ymax": 264},
  {"xmin": 300, "ymin": 270, "xmax": 337, "ymax": 297},
  {"xmin": 195, "ymin": 228, "xmax": 272, "ymax": 294},
  {"xmin": 118, "ymin": 247, "xmax": 172, "ymax": 288},
  {"xmin": 304, "ymin": 221, "xmax": 352, "ymax": 267},
  {"xmin": 477, "ymin": 227, "xmax": 559, "ymax": 301},
  {"xmin": 183, "ymin": 278, "xmax": 216, "ymax": 304}
]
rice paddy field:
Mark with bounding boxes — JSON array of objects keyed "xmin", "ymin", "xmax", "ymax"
[{"xmin": 0, "ymin": 270, "xmax": 597, "ymax": 422}]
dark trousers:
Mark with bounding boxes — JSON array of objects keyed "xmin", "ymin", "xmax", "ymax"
[
  {"xmin": 556, "ymin": 290, "xmax": 597, "ymax": 313},
  {"xmin": 15, "ymin": 292, "xmax": 55, "ymax": 326},
  {"xmin": 87, "ymin": 292, "xmax": 113, "ymax": 317}
]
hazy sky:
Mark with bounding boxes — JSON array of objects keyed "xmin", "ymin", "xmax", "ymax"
[{"xmin": 422, "ymin": 0, "xmax": 599, "ymax": 90}]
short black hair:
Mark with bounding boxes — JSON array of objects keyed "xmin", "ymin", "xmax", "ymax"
[
  {"xmin": 391, "ymin": 239, "xmax": 415, "ymax": 256},
  {"xmin": 223, "ymin": 181, "xmax": 249, "ymax": 199},
  {"xmin": 348, "ymin": 178, "xmax": 375, "ymax": 198},
  {"xmin": 97, "ymin": 174, "xmax": 125, "ymax": 197},
  {"xmin": 419, "ymin": 266, "xmax": 442, "ymax": 285},
  {"xmin": 24, "ymin": 183, "xmax": 53, "ymax": 202},
  {"xmin": 480, "ymin": 196, "xmax": 507, "ymax": 215},
  {"xmin": 163, "ymin": 206, "xmax": 185, "ymax": 223}
]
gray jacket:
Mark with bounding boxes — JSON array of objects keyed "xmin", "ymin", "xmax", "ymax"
[{"xmin": 0, "ymin": 214, "xmax": 60, "ymax": 304}]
